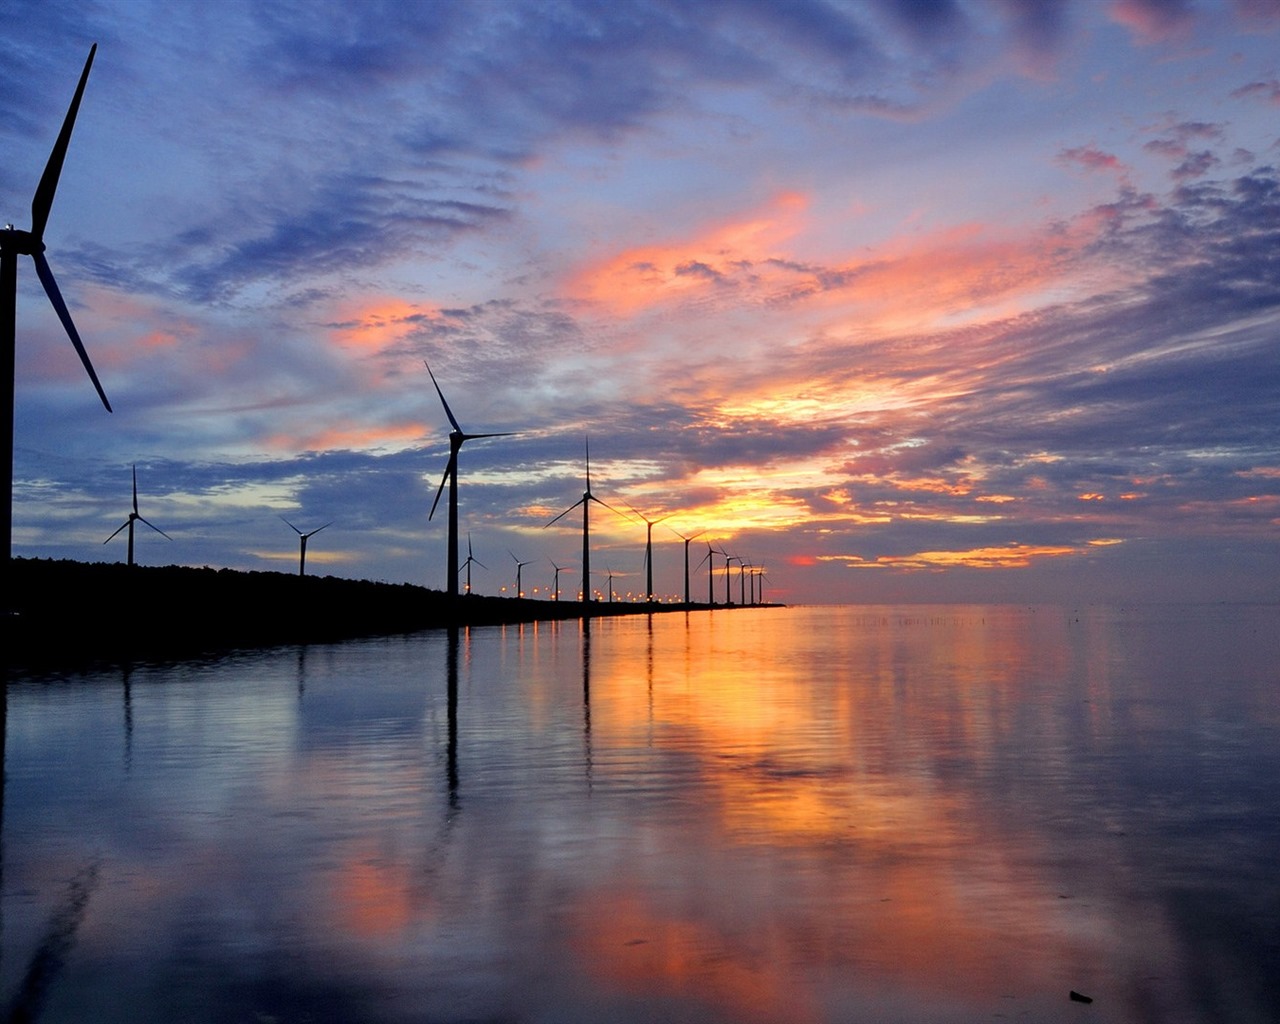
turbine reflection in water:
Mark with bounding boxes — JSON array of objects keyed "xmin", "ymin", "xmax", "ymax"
[{"xmin": 1, "ymin": 606, "xmax": 1278, "ymax": 1023}]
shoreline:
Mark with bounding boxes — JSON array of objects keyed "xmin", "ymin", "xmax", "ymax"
[{"xmin": 5, "ymin": 558, "xmax": 781, "ymax": 671}]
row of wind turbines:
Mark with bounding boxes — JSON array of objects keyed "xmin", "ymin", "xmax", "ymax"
[
  {"xmin": 425, "ymin": 363, "xmax": 771, "ymax": 608},
  {"xmin": 0, "ymin": 46, "xmax": 770, "ymax": 608}
]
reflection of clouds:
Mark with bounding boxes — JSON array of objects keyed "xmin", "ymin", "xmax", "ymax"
[{"xmin": 5, "ymin": 610, "xmax": 1279, "ymax": 1019}]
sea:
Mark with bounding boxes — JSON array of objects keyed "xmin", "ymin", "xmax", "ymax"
[{"xmin": 2, "ymin": 604, "xmax": 1277, "ymax": 1023}]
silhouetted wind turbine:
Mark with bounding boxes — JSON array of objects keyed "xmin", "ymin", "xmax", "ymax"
[
  {"xmin": 459, "ymin": 533, "xmax": 485, "ymax": 595},
  {"xmin": 281, "ymin": 517, "xmax": 329, "ymax": 577},
  {"xmin": 724, "ymin": 552, "xmax": 739, "ymax": 606},
  {"xmin": 605, "ymin": 565, "xmax": 616, "ymax": 604},
  {"xmin": 509, "ymin": 550, "xmax": 535, "ymax": 599},
  {"xmin": 545, "ymin": 438, "xmax": 630, "ymax": 611},
  {"xmin": 426, "ymin": 361, "xmax": 514, "ymax": 600},
  {"xmin": 104, "ymin": 466, "xmax": 170, "ymax": 567},
  {"xmin": 670, "ymin": 526, "xmax": 705, "ymax": 605},
  {"xmin": 697, "ymin": 541, "xmax": 717, "ymax": 606},
  {"xmin": 550, "ymin": 560, "xmax": 575, "ymax": 602},
  {"xmin": 629, "ymin": 506, "xmax": 672, "ymax": 603},
  {"xmin": 2, "ymin": 46, "xmax": 110, "ymax": 606},
  {"xmin": 741, "ymin": 559, "xmax": 751, "ymax": 606}
]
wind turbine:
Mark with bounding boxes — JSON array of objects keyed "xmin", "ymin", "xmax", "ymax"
[
  {"xmin": 740, "ymin": 559, "xmax": 751, "ymax": 606},
  {"xmin": 628, "ymin": 506, "xmax": 672, "ymax": 603},
  {"xmin": 281, "ymin": 517, "xmax": 330, "ymax": 577},
  {"xmin": 669, "ymin": 526, "xmax": 705, "ymax": 606},
  {"xmin": 459, "ymin": 533, "xmax": 485, "ymax": 595},
  {"xmin": 2, "ymin": 46, "xmax": 111, "ymax": 605},
  {"xmin": 605, "ymin": 565, "xmax": 616, "ymax": 604},
  {"xmin": 104, "ymin": 466, "xmax": 170, "ymax": 567},
  {"xmin": 509, "ymin": 550, "xmax": 535, "ymax": 599},
  {"xmin": 697, "ymin": 541, "xmax": 719, "ymax": 606},
  {"xmin": 550, "ymin": 560, "xmax": 575, "ymax": 602},
  {"xmin": 545, "ymin": 438, "xmax": 630, "ymax": 611},
  {"xmin": 724, "ymin": 553, "xmax": 739, "ymax": 606},
  {"xmin": 425, "ymin": 361, "xmax": 513, "ymax": 599}
]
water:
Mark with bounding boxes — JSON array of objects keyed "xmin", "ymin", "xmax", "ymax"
[{"xmin": 3, "ymin": 605, "xmax": 1278, "ymax": 1023}]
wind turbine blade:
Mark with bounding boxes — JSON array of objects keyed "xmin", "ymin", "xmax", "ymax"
[
  {"xmin": 280, "ymin": 516, "xmax": 303, "ymax": 535},
  {"xmin": 584, "ymin": 436, "xmax": 592, "ymax": 492},
  {"xmin": 428, "ymin": 455, "xmax": 454, "ymax": 520},
  {"xmin": 136, "ymin": 516, "xmax": 171, "ymax": 540},
  {"xmin": 32, "ymin": 252, "xmax": 112, "ymax": 412},
  {"xmin": 31, "ymin": 44, "xmax": 96, "ymax": 240},
  {"xmin": 473, "ymin": 558, "xmax": 488, "ymax": 570},
  {"xmin": 131, "ymin": 464, "xmax": 138, "ymax": 514},
  {"xmin": 424, "ymin": 361, "xmax": 462, "ymax": 433},
  {"xmin": 104, "ymin": 520, "xmax": 129, "ymax": 543},
  {"xmin": 306, "ymin": 522, "xmax": 332, "ymax": 538},
  {"xmin": 591, "ymin": 494, "xmax": 633, "ymax": 521},
  {"xmin": 695, "ymin": 549, "xmax": 712, "ymax": 570},
  {"xmin": 461, "ymin": 431, "xmax": 516, "ymax": 442},
  {"xmin": 544, "ymin": 498, "xmax": 585, "ymax": 528}
]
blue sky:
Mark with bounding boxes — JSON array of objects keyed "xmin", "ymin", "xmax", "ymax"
[{"xmin": 4, "ymin": 0, "xmax": 1279, "ymax": 604}]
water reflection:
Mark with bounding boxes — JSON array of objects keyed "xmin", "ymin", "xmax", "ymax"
[{"xmin": 0, "ymin": 605, "xmax": 1277, "ymax": 1022}]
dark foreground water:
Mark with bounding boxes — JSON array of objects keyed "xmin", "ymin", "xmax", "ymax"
[{"xmin": 3, "ymin": 604, "xmax": 1278, "ymax": 1023}]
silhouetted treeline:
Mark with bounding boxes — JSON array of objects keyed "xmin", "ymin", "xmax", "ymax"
[{"xmin": 4, "ymin": 558, "xmax": 718, "ymax": 669}]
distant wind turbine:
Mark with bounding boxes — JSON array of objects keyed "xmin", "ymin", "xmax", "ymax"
[
  {"xmin": 697, "ymin": 541, "xmax": 719, "ymax": 606},
  {"xmin": 629, "ymin": 506, "xmax": 672, "ymax": 603},
  {"xmin": 723, "ymin": 553, "xmax": 738, "ymax": 605},
  {"xmin": 426, "ymin": 361, "xmax": 514, "ymax": 599},
  {"xmin": 545, "ymin": 438, "xmax": 630, "ymax": 611},
  {"xmin": 2, "ymin": 46, "xmax": 111, "ymax": 605},
  {"xmin": 670, "ymin": 526, "xmax": 705, "ymax": 605},
  {"xmin": 460, "ymin": 533, "xmax": 485, "ymax": 595},
  {"xmin": 281, "ymin": 517, "xmax": 330, "ymax": 577},
  {"xmin": 550, "ymin": 560, "xmax": 575, "ymax": 602},
  {"xmin": 104, "ymin": 466, "xmax": 170, "ymax": 567},
  {"xmin": 509, "ymin": 550, "xmax": 536, "ymax": 599}
]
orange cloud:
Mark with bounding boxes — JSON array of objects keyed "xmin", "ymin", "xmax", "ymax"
[
  {"xmin": 327, "ymin": 296, "xmax": 456, "ymax": 352},
  {"xmin": 564, "ymin": 191, "xmax": 810, "ymax": 315},
  {"xmin": 821, "ymin": 542, "xmax": 1085, "ymax": 570},
  {"xmin": 266, "ymin": 419, "xmax": 429, "ymax": 453},
  {"xmin": 566, "ymin": 192, "xmax": 1108, "ymax": 339}
]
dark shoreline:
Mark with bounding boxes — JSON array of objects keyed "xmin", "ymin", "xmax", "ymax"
[{"xmin": 5, "ymin": 558, "xmax": 780, "ymax": 670}]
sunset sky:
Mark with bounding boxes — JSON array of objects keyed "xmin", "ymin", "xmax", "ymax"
[{"xmin": 4, "ymin": 0, "xmax": 1279, "ymax": 604}]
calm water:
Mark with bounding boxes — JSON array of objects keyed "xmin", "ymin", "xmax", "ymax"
[{"xmin": 3, "ymin": 605, "xmax": 1278, "ymax": 1023}]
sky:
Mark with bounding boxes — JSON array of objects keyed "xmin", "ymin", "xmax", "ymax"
[{"xmin": 3, "ymin": 0, "xmax": 1279, "ymax": 606}]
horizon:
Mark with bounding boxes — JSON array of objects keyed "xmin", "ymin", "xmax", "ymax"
[{"xmin": 5, "ymin": 1, "xmax": 1279, "ymax": 606}]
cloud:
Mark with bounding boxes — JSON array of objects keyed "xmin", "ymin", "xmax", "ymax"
[
  {"xmin": 1109, "ymin": 0, "xmax": 1196, "ymax": 42},
  {"xmin": 1058, "ymin": 146, "xmax": 1129, "ymax": 176}
]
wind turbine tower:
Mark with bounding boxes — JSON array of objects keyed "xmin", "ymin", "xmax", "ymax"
[
  {"xmin": 460, "ymin": 533, "xmax": 485, "ymax": 595},
  {"xmin": 104, "ymin": 466, "xmax": 170, "ymax": 567},
  {"xmin": 282, "ymin": 517, "xmax": 330, "ymax": 577},
  {"xmin": 426, "ymin": 361, "xmax": 513, "ymax": 599},
  {"xmin": 545, "ymin": 439, "xmax": 630, "ymax": 612},
  {"xmin": 2, "ymin": 46, "xmax": 111, "ymax": 606},
  {"xmin": 509, "ymin": 550, "xmax": 535, "ymax": 599},
  {"xmin": 671, "ymin": 527, "xmax": 705, "ymax": 605},
  {"xmin": 630, "ymin": 507, "xmax": 671, "ymax": 603}
]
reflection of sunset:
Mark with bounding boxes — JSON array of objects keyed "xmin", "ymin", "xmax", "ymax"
[
  {"xmin": 553, "ymin": 610, "xmax": 1112, "ymax": 1007},
  {"xmin": 322, "ymin": 842, "xmax": 422, "ymax": 940},
  {"xmin": 570, "ymin": 892, "xmax": 820, "ymax": 1023}
]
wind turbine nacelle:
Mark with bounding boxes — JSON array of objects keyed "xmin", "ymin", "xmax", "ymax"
[{"xmin": 1, "ymin": 226, "xmax": 44, "ymax": 256}]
